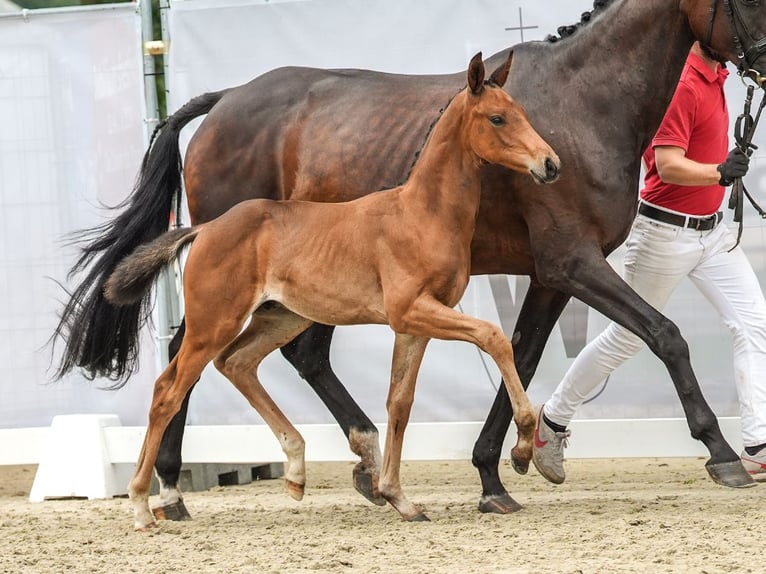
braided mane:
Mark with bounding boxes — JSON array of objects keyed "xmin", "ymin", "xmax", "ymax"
[{"xmin": 546, "ymin": 0, "xmax": 614, "ymax": 42}]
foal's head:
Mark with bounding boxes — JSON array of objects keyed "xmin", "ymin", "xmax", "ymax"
[{"xmin": 463, "ymin": 52, "xmax": 560, "ymax": 184}]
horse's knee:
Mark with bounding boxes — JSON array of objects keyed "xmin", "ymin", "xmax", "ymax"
[{"xmin": 649, "ymin": 318, "xmax": 688, "ymax": 362}]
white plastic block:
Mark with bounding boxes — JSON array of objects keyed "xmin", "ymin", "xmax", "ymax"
[{"xmin": 29, "ymin": 414, "xmax": 134, "ymax": 502}]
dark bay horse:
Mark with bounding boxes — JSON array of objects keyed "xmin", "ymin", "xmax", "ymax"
[
  {"xmin": 103, "ymin": 53, "xmax": 559, "ymax": 529},
  {"xmin": 55, "ymin": 0, "xmax": 766, "ymax": 518}
]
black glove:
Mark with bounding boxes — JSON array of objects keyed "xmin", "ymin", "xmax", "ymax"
[{"xmin": 717, "ymin": 147, "xmax": 750, "ymax": 186}]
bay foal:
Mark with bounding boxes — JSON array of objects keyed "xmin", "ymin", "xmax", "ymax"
[{"xmin": 104, "ymin": 52, "xmax": 560, "ymax": 529}]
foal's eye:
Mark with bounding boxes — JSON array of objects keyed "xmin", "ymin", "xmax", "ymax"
[{"xmin": 489, "ymin": 115, "xmax": 505, "ymax": 126}]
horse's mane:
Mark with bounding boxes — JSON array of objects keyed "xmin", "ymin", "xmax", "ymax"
[{"xmin": 546, "ymin": 0, "xmax": 613, "ymax": 42}]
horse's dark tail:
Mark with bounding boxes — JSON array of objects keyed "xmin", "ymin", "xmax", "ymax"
[
  {"xmin": 104, "ymin": 227, "xmax": 200, "ymax": 307},
  {"xmin": 52, "ymin": 89, "xmax": 230, "ymax": 387}
]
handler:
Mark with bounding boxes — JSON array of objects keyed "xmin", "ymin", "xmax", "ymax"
[{"xmin": 533, "ymin": 42, "xmax": 766, "ymax": 483}]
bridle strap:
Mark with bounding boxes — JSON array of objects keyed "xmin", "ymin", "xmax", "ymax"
[
  {"xmin": 705, "ymin": 0, "xmax": 766, "ymax": 85},
  {"xmin": 726, "ymin": 0, "xmax": 766, "ymax": 76},
  {"xmin": 706, "ymin": 0, "xmax": 719, "ymax": 48},
  {"xmin": 702, "ymin": 1, "xmax": 766, "ymax": 248},
  {"xmin": 728, "ymin": 84, "xmax": 766, "ymax": 250}
]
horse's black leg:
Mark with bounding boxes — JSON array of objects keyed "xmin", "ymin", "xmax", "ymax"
[
  {"xmin": 280, "ymin": 323, "xmax": 386, "ymax": 505},
  {"xmin": 539, "ymin": 250, "xmax": 752, "ymax": 488},
  {"xmin": 151, "ymin": 319, "xmax": 195, "ymax": 520},
  {"xmin": 474, "ymin": 281, "xmax": 571, "ymax": 514}
]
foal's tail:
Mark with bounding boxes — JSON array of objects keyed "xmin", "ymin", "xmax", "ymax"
[
  {"xmin": 52, "ymin": 89, "xmax": 230, "ymax": 386},
  {"xmin": 104, "ymin": 227, "xmax": 200, "ymax": 307}
]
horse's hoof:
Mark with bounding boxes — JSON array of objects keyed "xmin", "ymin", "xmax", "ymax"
[
  {"xmin": 511, "ymin": 456, "xmax": 529, "ymax": 475},
  {"xmin": 151, "ymin": 500, "xmax": 192, "ymax": 521},
  {"xmin": 406, "ymin": 512, "xmax": 431, "ymax": 522},
  {"xmin": 353, "ymin": 468, "xmax": 387, "ymax": 506},
  {"xmin": 285, "ymin": 478, "xmax": 305, "ymax": 501},
  {"xmin": 706, "ymin": 460, "xmax": 756, "ymax": 488},
  {"xmin": 478, "ymin": 493, "xmax": 524, "ymax": 514},
  {"xmin": 134, "ymin": 521, "xmax": 158, "ymax": 532}
]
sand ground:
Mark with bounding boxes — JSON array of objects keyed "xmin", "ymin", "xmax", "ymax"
[{"xmin": 0, "ymin": 458, "xmax": 759, "ymax": 574}]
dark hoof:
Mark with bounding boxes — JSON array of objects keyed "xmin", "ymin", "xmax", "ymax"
[
  {"xmin": 151, "ymin": 500, "xmax": 192, "ymax": 521},
  {"xmin": 353, "ymin": 469, "xmax": 387, "ymax": 506},
  {"xmin": 478, "ymin": 493, "xmax": 524, "ymax": 514},
  {"xmin": 511, "ymin": 456, "xmax": 529, "ymax": 475},
  {"xmin": 706, "ymin": 460, "xmax": 756, "ymax": 488},
  {"xmin": 407, "ymin": 512, "xmax": 431, "ymax": 522}
]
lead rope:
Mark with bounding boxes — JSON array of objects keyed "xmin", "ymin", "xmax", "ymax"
[{"xmin": 728, "ymin": 83, "xmax": 766, "ymax": 250}]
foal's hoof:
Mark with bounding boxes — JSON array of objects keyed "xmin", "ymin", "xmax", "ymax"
[
  {"xmin": 511, "ymin": 456, "xmax": 530, "ymax": 475},
  {"xmin": 285, "ymin": 478, "xmax": 305, "ymax": 501},
  {"xmin": 406, "ymin": 512, "xmax": 431, "ymax": 522},
  {"xmin": 134, "ymin": 521, "xmax": 158, "ymax": 532},
  {"xmin": 151, "ymin": 500, "xmax": 192, "ymax": 521},
  {"xmin": 478, "ymin": 493, "xmax": 524, "ymax": 514},
  {"xmin": 352, "ymin": 468, "xmax": 387, "ymax": 506},
  {"xmin": 510, "ymin": 445, "xmax": 532, "ymax": 475},
  {"xmin": 706, "ymin": 460, "xmax": 756, "ymax": 488}
]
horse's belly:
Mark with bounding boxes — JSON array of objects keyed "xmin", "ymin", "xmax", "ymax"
[{"xmin": 269, "ymin": 269, "xmax": 387, "ymax": 327}]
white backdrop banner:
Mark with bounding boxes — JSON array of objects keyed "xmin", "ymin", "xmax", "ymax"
[
  {"xmin": 164, "ymin": 0, "xmax": 766, "ymax": 427},
  {"xmin": 0, "ymin": 5, "xmax": 158, "ymax": 429}
]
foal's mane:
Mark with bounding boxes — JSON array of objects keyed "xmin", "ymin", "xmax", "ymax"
[
  {"xmin": 546, "ymin": 0, "xmax": 614, "ymax": 42},
  {"xmin": 401, "ymin": 74, "xmax": 510, "ymax": 187},
  {"xmin": 397, "ymin": 87, "xmax": 463, "ymax": 188}
]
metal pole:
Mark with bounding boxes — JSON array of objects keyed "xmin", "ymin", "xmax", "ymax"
[{"xmin": 140, "ymin": 0, "xmax": 181, "ymax": 368}]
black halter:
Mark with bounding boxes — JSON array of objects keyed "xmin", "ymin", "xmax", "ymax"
[{"xmin": 707, "ymin": 0, "xmax": 766, "ymax": 84}]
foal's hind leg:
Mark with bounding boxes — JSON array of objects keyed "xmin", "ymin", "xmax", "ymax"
[
  {"xmin": 130, "ymin": 344, "xmax": 218, "ymax": 530},
  {"xmin": 377, "ymin": 333, "xmax": 430, "ymax": 521},
  {"xmin": 214, "ymin": 305, "xmax": 314, "ymax": 501},
  {"xmin": 280, "ymin": 324, "xmax": 385, "ymax": 506}
]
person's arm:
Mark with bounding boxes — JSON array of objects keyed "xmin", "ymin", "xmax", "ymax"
[
  {"xmin": 655, "ymin": 145, "xmax": 749, "ymax": 186},
  {"xmin": 654, "ymin": 145, "xmax": 722, "ymax": 186}
]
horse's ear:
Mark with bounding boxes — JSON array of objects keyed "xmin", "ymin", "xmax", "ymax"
[
  {"xmin": 489, "ymin": 50, "xmax": 513, "ymax": 88},
  {"xmin": 468, "ymin": 52, "xmax": 485, "ymax": 95}
]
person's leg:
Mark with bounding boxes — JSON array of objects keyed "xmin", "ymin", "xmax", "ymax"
[
  {"xmin": 534, "ymin": 217, "xmax": 699, "ymax": 483},
  {"xmin": 689, "ymin": 224, "xmax": 766, "ymax": 478}
]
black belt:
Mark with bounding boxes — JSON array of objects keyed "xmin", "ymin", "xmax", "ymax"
[{"xmin": 638, "ymin": 202, "xmax": 722, "ymax": 231}]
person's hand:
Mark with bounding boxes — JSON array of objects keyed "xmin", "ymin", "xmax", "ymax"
[{"xmin": 717, "ymin": 147, "xmax": 750, "ymax": 186}]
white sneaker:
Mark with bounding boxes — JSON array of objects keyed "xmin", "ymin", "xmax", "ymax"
[
  {"xmin": 741, "ymin": 447, "xmax": 766, "ymax": 481},
  {"xmin": 531, "ymin": 405, "xmax": 570, "ymax": 484}
]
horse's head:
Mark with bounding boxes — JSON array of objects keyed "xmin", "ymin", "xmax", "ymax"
[
  {"xmin": 687, "ymin": 0, "xmax": 766, "ymax": 84},
  {"xmin": 464, "ymin": 52, "xmax": 560, "ymax": 184}
]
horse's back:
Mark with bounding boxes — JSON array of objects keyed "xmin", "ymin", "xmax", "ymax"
[{"xmin": 183, "ymin": 66, "xmax": 463, "ymax": 224}]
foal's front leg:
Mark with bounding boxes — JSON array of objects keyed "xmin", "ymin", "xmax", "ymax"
[
  {"xmin": 378, "ymin": 333, "xmax": 431, "ymax": 521},
  {"xmin": 394, "ymin": 296, "xmax": 536, "ymax": 473}
]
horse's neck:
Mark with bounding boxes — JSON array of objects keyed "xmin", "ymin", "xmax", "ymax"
[
  {"xmin": 402, "ymin": 96, "xmax": 482, "ymax": 225},
  {"xmin": 555, "ymin": 0, "xmax": 696, "ymax": 143}
]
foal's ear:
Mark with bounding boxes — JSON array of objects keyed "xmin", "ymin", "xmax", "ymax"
[
  {"xmin": 488, "ymin": 50, "xmax": 513, "ymax": 88},
  {"xmin": 468, "ymin": 52, "xmax": 485, "ymax": 95}
]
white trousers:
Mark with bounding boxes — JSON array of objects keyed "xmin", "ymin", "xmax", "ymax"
[{"xmin": 545, "ymin": 209, "xmax": 766, "ymax": 447}]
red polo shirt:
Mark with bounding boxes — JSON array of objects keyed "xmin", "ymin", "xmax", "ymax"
[{"xmin": 641, "ymin": 52, "xmax": 730, "ymax": 216}]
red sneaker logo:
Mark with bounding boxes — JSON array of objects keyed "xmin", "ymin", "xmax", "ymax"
[
  {"xmin": 534, "ymin": 408, "xmax": 548, "ymax": 448},
  {"xmin": 534, "ymin": 426, "xmax": 548, "ymax": 449}
]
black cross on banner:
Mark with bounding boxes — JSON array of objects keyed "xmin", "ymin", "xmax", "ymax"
[{"xmin": 504, "ymin": 7, "xmax": 539, "ymax": 42}]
